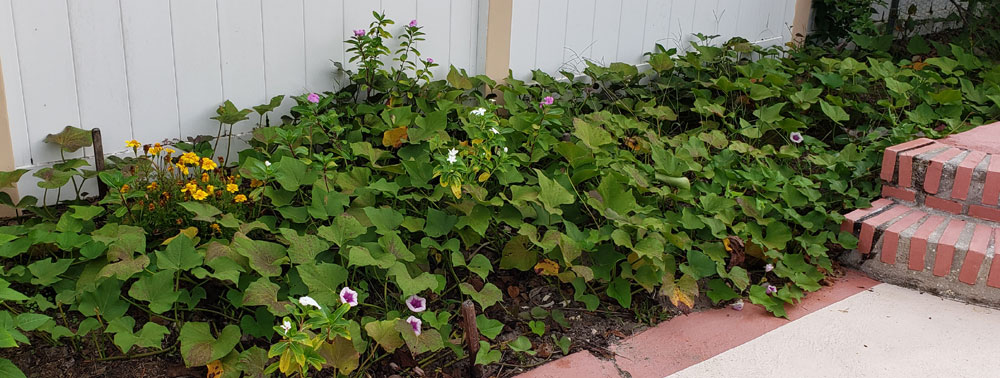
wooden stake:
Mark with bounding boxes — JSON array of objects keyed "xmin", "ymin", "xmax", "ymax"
[
  {"xmin": 91, "ymin": 128, "xmax": 107, "ymax": 198},
  {"xmin": 461, "ymin": 300, "xmax": 484, "ymax": 378}
]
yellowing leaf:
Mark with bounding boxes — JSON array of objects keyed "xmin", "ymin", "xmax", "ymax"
[
  {"xmin": 533, "ymin": 259, "xmax": 560, "ymax": 276},
  {"xmin": 477, "ymin": 172, "xmax": 491, "ymax": 182},
  {"xmin": 206, "ymin": 360, "xmax": 223, "ymax": 378},
  {"xmin": 660, "ymin": 274, "xmax": 698, "ymax": 310},
  {"xmin": 381, "ymin": 126, "xmax": 408, "ymax": 148},
  {"xmin": 163, "ymin": 227, "xmax": 199, "ymax": 246},
  {"xmin": 449, "ymin": 182, "xmax": 462, "ymax": 199}
]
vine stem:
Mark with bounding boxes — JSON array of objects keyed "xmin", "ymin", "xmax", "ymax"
[{"xmin": 84, "ymin": 342, "xmax": 177, "ymax": 363}]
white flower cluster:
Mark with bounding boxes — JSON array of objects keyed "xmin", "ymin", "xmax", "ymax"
[
  {"xmin": 470, "ymin": 107, "xmax": 487, "ymax": 116},
  {"xmin": 447, "ymin": 148, "xmax": 459, "ymax": 164}
]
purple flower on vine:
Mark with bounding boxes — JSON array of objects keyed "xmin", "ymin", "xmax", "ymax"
[
  {"xmin": 353, "ymin": 29, "xmax": 365, "ymax": 37},
  {"xmin": 765, "ymin": 263, "xmax": 774, "ymax": 272},
  {"xmin": 340, "ymin": 287, "xmax": 359, "ymax": 307},
  {"xmin": 409, "ymin": 19, "xmax": 418, "ymax": 27},
  {"xmin": 307, "ymin": 93, "xmax": 320, "ymax": 103},
  {"xmin": 406, "ymin": 316, "xmax": 422, "ymax": 336},
  {"xmin": 539, "ymin": 96, "xmax": 554, "ymax": 109},
  {"xmin": 732, "ymin": 299, "xmax": 744, "ymax": 311},
  {"xmin": 790, "ymin": 132, "xmax": 804, "ymax": 144},
  {"xmin": 406, "ymin": 294, "xmax": 427, "ymax": 312},
  {"xmin": 765, "ymin": 284, "xmax": 778, "ymax": 295}
]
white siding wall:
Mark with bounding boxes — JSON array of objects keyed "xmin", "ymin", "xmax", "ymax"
[
  {"xmin": 508, "ymin": 0, "xmax": 799, "ymax": 79},
  {"xmin": 2, "ymin": 0, "xmax": 798, "ymax": 199}
]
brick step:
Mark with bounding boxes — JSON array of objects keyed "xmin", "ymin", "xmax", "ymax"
[
  {"xmin": 841, "ymin": 199, "xmax": 1000, "ymax": 291},
  {"xmin": 879, "ymin": 133, "xmax": 1000, "ymax": 222}
]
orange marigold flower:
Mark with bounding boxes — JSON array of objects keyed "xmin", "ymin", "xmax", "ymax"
[
  {"xmin": 226, "ymin": 183, "xmax": 238, "ymax": 193},
  {"xmin": 201, "ymin": 172, "xmax": 210, "ymax": 183},
  {"xmin": 210, "ymin": 223, "xmax": 221, "ymax": 233},
  {"xmin": 119, "ymin": 184, "xmax": 130, "ymax": 193},
  {"xmin": 201, "ymin": 157, "xmax": 218, "ymax": 171},
  {"xmin": 192, "ymin": 189, "xmax": 209, "ymax": 201},
  {"xmin": 179, "ymin": 152, "xmax": 200, "ymax": 165},
  {"xmin": 176, "ymin": 163, "xmax": 189, "ymax": 175},
  {"xmin": 234, "ymin": 194, "xmax": 248, "ymax": 203},
  {"xmin": 149, "ymin": 143, "xmax": 163, "ymax": 156},
  {"xmin": 146, "ymin": 181, "xmax": 158, "ymax": 191},
  {"xmin": 181, "ymin": 182, "xmax": 198, "ymax": 194},
  {"xmin": 126, "ymin": 140, "xmax": 141, "ymax": 149},
  {"xmin": 206, "ymin": 185, "xmax": 215, "ymax": 194}
]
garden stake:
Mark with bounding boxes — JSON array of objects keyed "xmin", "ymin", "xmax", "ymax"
[
  {"xmin": 91, "ymin": 128, "xmax": 107, "ymax": 198},
  {"xmin": 461, "ymin": 300, "xmax": 484, "ymax": 377}
]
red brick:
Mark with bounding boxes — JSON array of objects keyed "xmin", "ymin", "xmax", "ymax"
[
  {"xmin": 880, "ymin": 211, "xmax": 926, "ymax": 264},
  {"xmin": 987, "ymin": 228, "xmax": 1000, "ymax": 288},
  {"xmin": 881, "ymin": 185, "xmax": 916, "ymax": 202},
  {"xmin": 840, "ymin": 198, "xmax": 895, "ymax": 233},
  {"xmin": 951, "ymin": 151, "xmax": 987, "ymax": 201},
  {"xmin": 881, "ymin": 138, "xmax": 934, "ymax": 182},
  {"xmin": 969, "ymin": 205, "xmax": 1000, "ymax": 223},
  {"xmin": 958, "ymin": 224, "xmax": 993, "ymax": 284},
  {"xmin": 982, "ymin": 155, "xmax": 1000, "ymax": 206},
  {"xmin": 923, "ymin": 148, "xmax": 964, "ymax": 194},
  {"xmin": 898, "ymin": 143, "xmax": 944, "ymax": 188},
  {"xmin": 933, "ymin": 219, "xmax": 968, "ymax": 277},
  {"xmin": 859, "ymin": 206, "xmax": 910, "ymax": 254},
  {"xmin": 908, "ymin": 215, "xmax": 946, "ymax": 271},
  {"xmin": 924, "ymin": 196, "xmax": 963, "ymax": 214}
]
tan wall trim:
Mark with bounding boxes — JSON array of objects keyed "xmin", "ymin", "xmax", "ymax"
[
  {"xmin": 0, "ymin": 59, "xmax": 19, "ymax": 217},
  {"xmin": 792, "ymin": 0, "xmax": 813, "ymax": 45},
  {"xmin": 484, "ymin": 0, "xmax": 513, "ymax": 83}
]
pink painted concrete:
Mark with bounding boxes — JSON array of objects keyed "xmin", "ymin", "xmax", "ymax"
[
  {"xmin": 982, "ymin": 155, "xmax": 1000, "ymax": 206},
  {"xmin": 940, "ymin": 122, "xmax": 1000, "ymax": 155},
  {"xmin": 881, "ymin": 211, "xmax": 927, "ymax": 265},
  {"xmin": 924, "ymin": 147, "xmax": 964, "ymax": 194},
  {"xmin": 881, "ymin": 138, "xmax": 934, "ymax": 181},
  {"xmin": 908, "ymin": 215, "xmax": 945, "ymax": 271},
  {"xmin": 924, "ymin": 196, "xmax": 963, "ymax": 215},
  {"xmin": 606, "ymin": 271, "xmax": 879, "ymax": 378},
  {"xmin": 898, "ymin": 143, "xmax": 944, "ymax": 188},
  {"xmin": 840, "ymin": 198, "xmax": 895, "ymax": 233},
  {"xmin": 951, "ymin": 151, "xmax": 987, "ymax": 201},
  {"xmin": 859, "ymin": 206, "xmax": 910, "ymax": 254},
  {"xmin": 933, "ymin": 219, "xmax": 967, "ymax": 277},
  {"xmin": 881, "ymin": 185, "xmax": 916, "ymax": 202},
  {"xmin": 958, "ymin": 224, "xmax": 992, "ymax": 284},
  {"xmin": 518, "ymin": 350, "xmax": 621, "ymax": 378}
]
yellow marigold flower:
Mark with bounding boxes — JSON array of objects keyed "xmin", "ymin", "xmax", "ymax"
[
  {"xmin": 126, "ymin": 140, "xmax": 141, "ymax": 149},
  {"xmin": 226, "ymin": 183, "xmax": 238, "ymax": 193},
  {"xmin": 234, "ymin": 194, "xmax": 248, "ymax": 203},
  {"xmin": 146, "ymin": 181, "xmax": 158, "ymax": 191},
  {"xmin": 181, "ymin": 181, "xmax": 198, "ymax": 194},
  {"xmin": 165, "ymin": 148, "xmax": 176, "ymax": 156},
  {"xmin": 206, "ymin": 185, "xmax": 215, "ymax": 195},
  {"xmin": 192, "ymin": 189, "xmax": 209, "ymax": 201},
  {"xmin": 179, "ymin": 152, "xmax": 200, "ymax": 165},
  {"xmin": 210, "ymin": 223, "xmax": 221, "ymax": 233},
  {"xmin": 149, "ymin": 143, "xmax": 163, "ymax": 156},
  {"xmin": 201, "ymin": 157, "xmax": 217, "ymax": 171},
  {"xmin": 119, "ymin": 184, "xmax": 130, "ymax": 193},
  {"xmin": 201, "ymin": 172, "xmax": 210, "ymax": 183}
]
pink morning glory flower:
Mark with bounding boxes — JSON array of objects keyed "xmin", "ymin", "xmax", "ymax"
[
  {"xmin": 406, "ymin": 294, "xmax": 427, "ymax": 312},
  {"xmin": 789, "ymin": 132, "xmax": 804, "ymax": 144},
  {"xmin": 307, "ymin": 93, "xmax": 320, "ymax": 103},
  {"xmin": 765, "ymin": 284, "xmax": 778, "ymax": 295},
  {"xmin": 426, "ymin": 58, "xmax": 434, "ymax": 64},
  {"xmin": 731, "ymin": 299, "xmax": 744, "ymax": 311},
  {"xmin": 409, "ymin": 19, "xmax": 418, "ymax": 27},
  {"xmin": 539, "ymin": 96, "xmax": 554, "ymax": 108},
  {"xmin": 340, "ymin": 287, "xmax": 358, "ymax": 307},
  {"xmin": 353, "ymin": 29, "xmax": 365, "ymax": 37},
  {"xmin": 406, "ymin": 315, "xmax": 422, "ymax": 336},
  {"xmin": 765, "ymin": 263, "xmax": 774, "ymax": 272}
]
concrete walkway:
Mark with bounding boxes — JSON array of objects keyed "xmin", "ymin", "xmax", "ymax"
[{"xmin": 520, "ymin": 271, "xmax": 1000, "ymax": 378}]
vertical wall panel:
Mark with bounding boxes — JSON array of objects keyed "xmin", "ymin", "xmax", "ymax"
[
  {"xmin": 304, "ymin": 0, "xmax": 345, "ymax": 93},
  {"xmin": 218, "ymin": 0, "xmax": 266, "ymax": 135},
  {"xmin": 563, "ymin": 0, "xmax": 597, "ymax": 73},
  {"xmin": 616, "ymin": 0, "xmax": 648, "ymax": 63},
  {"xmin": 342, "ymin": 0, "xmax": 378, "ymax": 71},
  {"xmin": 67, "ymin": 0, "xmax": 132, "ymax": 157},
  {"xmin": 715, "ymin": 0, "xmax": 742, "ymax": 43},
  {"xmin": 508, "ymin": 0, "xmax": 539, "ymax": 79},
  {"xmin": 262, "ymin": 0, "xmax": 306, "ymax": 120},
  {"xmin": 692, "ymin": 0, "xmax": 722, "ymax": 44},
  {"xmin": 642, "ymin": 0, "xmax": 672, "ymax": 53},
  {"xmin": 449, "ymin": 0, "xmax": 475, "ymax": 75},
  {"xmin": 121, "ymin": 0, "xmax": 181, "ymax": 144},
  {"xmin": 417, "ymin": 0, "xmax": 451, "ymax": 79},
  {"xmin": 11, "ymin": 0, "xmax": 81, "ymax": 164},
  {"xmin": 0, "ymin": 0, "xmax": 31, "ymax": 167},
  {"xmin": 170, "ymin": 0, "xmax": 224, "ymax": 139},
  {"xmin": 534, "ymin": 0, "xmax": 569, "ymax": 74},
  {"xmin": 590, "ymin": 0, "xmax": 622, "ymax": 66}
]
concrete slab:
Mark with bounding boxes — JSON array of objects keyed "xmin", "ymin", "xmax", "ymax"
[
  {"xmin": 669, "ymin": 284, "xmax": 1000, "ymax": 378},
  {"xmin": 940, "ymin": 121, "xmax": 1000, "ymax": 154}
]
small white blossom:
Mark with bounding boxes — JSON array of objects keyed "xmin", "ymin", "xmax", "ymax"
[
  {"xmin": 264, "ymin": 160, "xmax": 271, "ymax": 167},
  {"xmin": 447, "ymin": 148, "xmax": 459, "ymax": 164},
  {"xmin": 280, "ymin": 319, "xmax": 292, "ymax": 335},
  {"xmin": 298, "ymin": 296, "xmax": 321, "ymax": 309},
  {"xmin": 491, "ymin": 127, "xmax": 499, "ymax": 135},
  {"xmin": 503, "ymin": 147, "xmax": 508, "ymax": 153},
  {"xmin": 765, "ymin": 263, "xmax": 774, "ymax": 272},
  {"xmin": 470, "ymin": 107, "xmax": 487, "ymax": 116}
]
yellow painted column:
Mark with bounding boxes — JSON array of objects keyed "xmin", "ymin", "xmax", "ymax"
[
  {"xmin": 484, "ymin": 0, "xmax": 513, "ymax": 83},
  {"xmin": 0, "ymin": 59, "xmax": 19, "ymax": 218}
]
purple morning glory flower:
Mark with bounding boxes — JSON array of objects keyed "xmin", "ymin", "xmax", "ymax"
[
  {"xmin": 406, "ymin": 315, "xmax": 422, "ymax": 336},
  {"xmin": 765, "ymin": 284, "xmax": 778, "ymax": 295},
  {"xmin": 354, "ymin": 29, "xmax": 365, "ymax": 37},
  {"xmin": 426, "ymin": 58, "xmax": 434, "ymax": 64},
  {"xmin": 307, "ymin": 93, "xmax": 320, "ymax": 103},
  {"xmin": 340, "ymin": 287, "xmax": 358, "ymax": 307},
  {"xmin": 732, "ymin": 299, "xmax": 744, "ymax": 311},
  {"xmin": 790, "ymin": 132, "xmax": 804, "ymax": 144},
  {"xmin": 406, "ymin": 294, "xmax": 427, "ymax": 312},
  {"xmin": 765, "ymin": 263, "xmax": 774, "ymax": 272},
  {"xmin": 409, "ymin": 19, "xmax": 418, "ymax": 27},
  {"xmin": 540, "ymin": 96, "xmax": 554, "ymax": 107}
]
